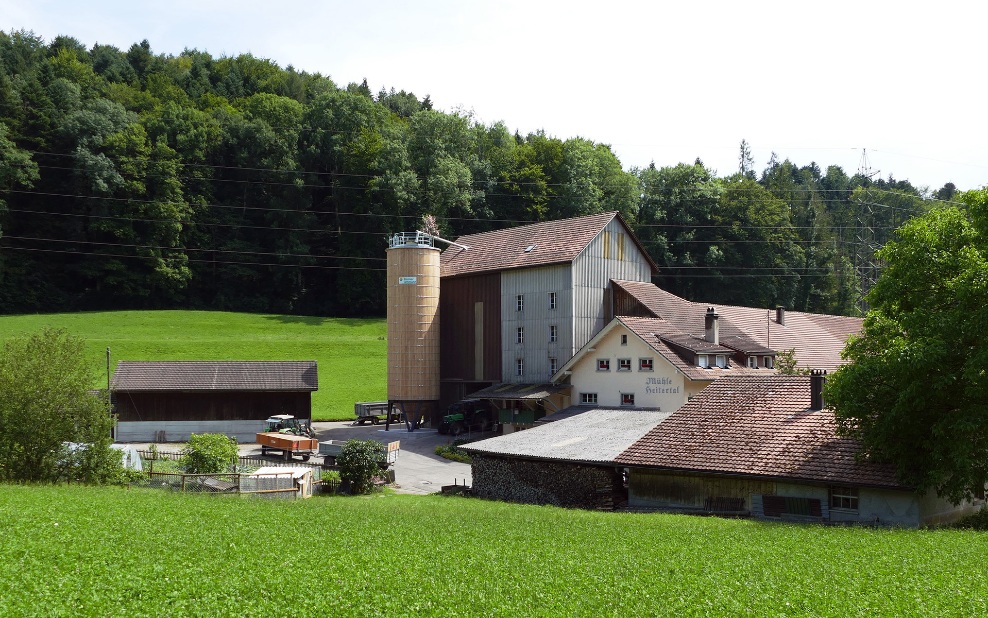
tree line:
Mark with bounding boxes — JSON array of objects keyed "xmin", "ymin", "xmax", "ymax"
[{"xmin": 0, "ymin": 30, "xmax": 959, "ymax": 317}]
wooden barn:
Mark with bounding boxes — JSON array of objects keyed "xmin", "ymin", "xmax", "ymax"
[{"xmin": 111, "ymin": 361, "xmax": 318, "ymax": 442}]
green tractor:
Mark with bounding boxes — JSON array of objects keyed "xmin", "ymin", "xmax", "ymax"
[{"xmin": 439, "ymin": 401, "xmax": 495, "ymax": 436}]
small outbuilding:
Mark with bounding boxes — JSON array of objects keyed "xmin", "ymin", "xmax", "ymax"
[
  {"xmin": 111, "ymin": 361, "xmax": 318, "ymax": 442},
  {"xmin": 462, "ymin": 406, "xmax": 670, "ymax": 510}
]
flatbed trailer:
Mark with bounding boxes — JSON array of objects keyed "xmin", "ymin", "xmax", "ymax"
[{"xmin": 257, "ymin": 432, "xmax": 319, "ymax": 461}]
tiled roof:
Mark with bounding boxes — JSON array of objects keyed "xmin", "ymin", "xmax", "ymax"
[
  {"xmin": 462, "ymin": 407, "xmax": 672, "ymax": 463},
  {"xmin": 615, "ymin": 376, "xmax": 904, "ymax": 489},
  {"xmin": 111, "ymin": 361, "xmax": 318, "ymax": 392},
  {"xmin": 466, "ymin": 382, "xmax": 570, "ymax": 400},
  {"xmin": 440, "ymin": 212, "xmax": 657, "ymax": 278},
  {"xmin": 612, "ymin": 280, "xmax": 862, "ymax": 372},
  {"xmin": 618, "ymin": 316, "xmax": 767, "ymax": 381}
]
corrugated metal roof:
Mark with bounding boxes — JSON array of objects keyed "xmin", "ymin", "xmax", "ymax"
[
  {"xmin": 440, "ymin": 212, "xmax": 658, "ymax": 278},
  {"xmin": 462, "ymin": 408, "xmax": 673, "ymax": 463},
  {"xmin": 111, "ymin": 361, "xmax": 318, "ymax": 392},
  {"xmin": 615, "ymin": 376, "xmax": 904, "ymax": 489},
  {"xmin": 612, "ymin": 280, "xmax": 862, "ymax": 372},
  {"xmin": 466, "ymin": 382, "xmax": 571, "ymax": 400}
]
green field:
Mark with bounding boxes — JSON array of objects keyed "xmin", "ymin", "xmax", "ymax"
[
  {"xmin": 0, "ymin": 311, "xmax": 386, "ymax": 421},
  {"xmin": 1, "ymin": 485, "xmax": 986, "ymax": 616}
]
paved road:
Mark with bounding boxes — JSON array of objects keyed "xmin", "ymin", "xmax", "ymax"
[{"xmin": 309, "ymin": 421, "xmax": 474, "ymax": 495}]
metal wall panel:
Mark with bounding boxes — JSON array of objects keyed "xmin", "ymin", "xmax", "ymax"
[
  {"xmin": 500, "ymin": 265, "xmax": 572, "ymax": 383},
  {"xmin": 572, "ymin": 219, "xmax": 654, "ymax": 353}
]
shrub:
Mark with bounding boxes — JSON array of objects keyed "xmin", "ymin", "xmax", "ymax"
[
  {"xmin": 336, "ymin": 440, "xmax": 386, "ymax": 494},
  {"xmin": 181, "ymin": 434, "xmax": 238, "ymax": 474},
  {"xmin": 435, "ymin": 440, "xmax": 472, "ymax": 463},
  {"xmin": 952, "ymin": 507, "xmax": 988, "ymax": 530}
]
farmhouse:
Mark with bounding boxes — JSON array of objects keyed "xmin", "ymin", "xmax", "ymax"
[
  {"xmin": 111, "ymin": 360, "xmax": 317, "ymax": 442},
  {"xmin": 615, "ymin": 374, "xmax": 981, "ymax": 526}
]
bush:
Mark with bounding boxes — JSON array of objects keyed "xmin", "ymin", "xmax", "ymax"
[
  {"xmin": 952, "ymin": 507, "xmax": 988, "ymax": 530},
  {"xmin": 435, "ymin": 440, "xmax": 472, "ymax": 463},
  {"xmin": 181, "ymin": 434, "xmax": 238, "ymax": 474},
  {"xmin": 336, "ymin": 440, "xmax": 386, "ymax": 494}
]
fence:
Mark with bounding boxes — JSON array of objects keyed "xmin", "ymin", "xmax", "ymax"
[
  {"xmin": 139, "ymin": 471, "xmax": 307, "ymax": 498},
  {"xmin": 137, "ymin": 450, "xmax": 323, "ymax": 482}
]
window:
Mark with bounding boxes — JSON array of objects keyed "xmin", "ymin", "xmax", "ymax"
[
  {"xmin": 618, "ymin": 358, "xmax": 631, "ymax": 371},
  {"xmin": 763, "ymin": 356, "xmax": 774, "ymax": 369},
  {"xmin": 580, "ymin": 392, "xmax": 598, "ymax": 405},
  {"xmin": 516, "ymin": 358, "xmax": 524, "ymax": 377},
  {"xmin": 620, "ymin": 334, "xmax": 628, "ymax": 345},
  {"xmin": 597, "ymin": 359, "xmax": 610, "ymax": 371},
  {"xmin": 548, "ymin": 292, "xmax": 557, "ymax": 310},
  {"xmin": 715, "ymin": 354, "xmax": 728, "ymax": 368},
  {"xmin": 617, "ymin": 232, "xmax": 626, "ymax": 260},
  {"xmin": 516, "ymin": 295, "xmax": 524, "ymax": 312},
  {"xmin": 697, "ymin": 354, "xmax": 709, "ymax": 368},
  {"xmin": 549, "ymin": 325, "xmax": 558, "ymax": 343},
  {"xmin": 516, "ymin": 327, "xmax": 524, "ymax": 344},
  {"xmin": 830, "ymin": 486, "xmax": 859, "ymax": 511},
  {"xmin": 639, "ymin": 358, "xmax": 654, "ymax": 371},
  {"xmin": 748, "ymin": 356, "xmax": 758, "ymax": 368},
  {"xmin": 621, "ymin": 392, "xmax": 635, "ymax": 406},
  {"xmin": 549, "ymin": 357, "xmax": 558, "ymax": 376},
  {"xmin": 602, "ymin": 230, "xmax": 611, "ymax": 259}
]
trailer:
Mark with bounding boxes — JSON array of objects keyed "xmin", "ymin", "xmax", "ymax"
[
  {"xmin": 257, "ymin": 415, "xmax": 318, "ymax": 461},
  {"xmin": 352, "ymin": 402, "xmax": 402, "ymax": 426},
  {"xmin": 319, "ymin": 439, "xmax": 401, "ymax": 468}
]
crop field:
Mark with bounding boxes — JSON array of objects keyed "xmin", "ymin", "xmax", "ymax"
[
  {"xmin": 0, "ymin": 311, "xmax": 386, "ymax": 421},
  {"xmin": 1, "ymin": 485, "xmax": 986, "ymax": 617}
]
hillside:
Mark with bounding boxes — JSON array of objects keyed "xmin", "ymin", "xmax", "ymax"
[{"xmin": 0, "ymin": 311, "xmax": 385, "ymax": 420}]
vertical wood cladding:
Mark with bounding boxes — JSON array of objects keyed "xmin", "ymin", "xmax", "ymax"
[
  {"xmin": 613, "ymin": 285, "xmax": 655, "ymax": 317},
  {"xmin": 114, "ymin": 392, "xmax": 312, "ymax": 422},
  {"xmin": 387, "ymin": 244, "xmax": 441, "ymax": 401},
  {"xmin": 440, "ymin": 272, "xmax": 501, "ymax": 382}
]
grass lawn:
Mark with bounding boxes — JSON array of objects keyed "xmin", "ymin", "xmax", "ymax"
[
  {"xmin": 0, "ymin": 311, "xmax": 386, "ymax": 421},
  {"xmin": 1, "ymin": 485, "xmax": 986, "ymax": 616}
]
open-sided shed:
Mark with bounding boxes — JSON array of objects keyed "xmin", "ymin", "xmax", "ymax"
[{"xmin": 111, "ymin": 361, "xmax": 318, "ymax": 442}]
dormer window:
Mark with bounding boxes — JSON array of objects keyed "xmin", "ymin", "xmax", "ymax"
[
  {"xmin": 715, "ymin": 355, "xmax": 728, "ymax": 368},
  {"xmin": 763, "ymin": 356, "xmax": 774, "ymax": 369},
  {"xmin": 697, "ymin": 354, "xmax": 709, "ymax": 368},
  {"xmin": 748, "ymin": 356, "xmax": 758, "ymax": 368}
]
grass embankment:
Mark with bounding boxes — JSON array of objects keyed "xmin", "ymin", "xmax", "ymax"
[
  {"xmin": 1, "ymin": 486, "xmax": 986, "ymax": 616},
  {"xmin": 0, "ymin": 311, "xmax": 385, "ymax": 421}
]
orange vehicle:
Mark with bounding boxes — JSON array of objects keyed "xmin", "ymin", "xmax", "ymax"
[{"xmin": 256, "ymin": 415, "xmax": 318, "ymax": 461}]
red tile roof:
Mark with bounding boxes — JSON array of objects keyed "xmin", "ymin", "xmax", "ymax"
[
  {"xmin": 618, "ymin": 316, "xmax": 766, "ymax": 381},
  {"xmin": 612, "ymin": 280, "xmax": 862, "ymax": 372},
  {"xmin": 111, "ymin": 361, "xmax": 318, "ymax": 392},
  {"xmin": 615, "ymin": 375, "xmax": 904, "ymax": 489},
  {"xmin": 440, "ymin": 212, "xmax": 657, "ymax": 278}
]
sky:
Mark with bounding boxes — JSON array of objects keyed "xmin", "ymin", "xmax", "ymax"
[{"xmin": 4, "ymin": 1, "xmax": 987, "ymax": 192}]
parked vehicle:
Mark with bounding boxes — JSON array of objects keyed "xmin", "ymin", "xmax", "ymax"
[
  {"xmin": 257, "ymin": 415, "xmax": 318, "ymax": 461},
  {"xmin": 438, "ymin": 401, "xmax": 494, "ymax": 436},
  {"xmin": 353, "ymin": 402, "xmax": 402, "ymax": 426}
]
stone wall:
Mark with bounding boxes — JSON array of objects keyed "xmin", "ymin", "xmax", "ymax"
[{"xmin": 471, "ymin": 455, "xmax": 624, "ymax": 510}]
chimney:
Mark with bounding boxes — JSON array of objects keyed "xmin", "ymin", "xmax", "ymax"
[
  {"xmin": 776, "ymin": 305, "xmax": 786, "ymax": 326},
  {"xmin": 704, "ymin": 307, "xmax": 719, "ymax": 345},
  {"xmin": 810, "ymin": 369, "xmax": 827, "ymax": 411}
]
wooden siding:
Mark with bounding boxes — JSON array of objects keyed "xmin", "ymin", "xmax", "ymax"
[
  {"xmin": 440, "ymin": 272, "xmax": 501, "ymax": 382},
  {"xmin": 629, "ymin": 469, "xmax": 777, "ymax": 511},
  {"xmin": 500, "ymin": 265, "xmax": 572, "ymax": 383},
  {"xmin": 387, "ymin": 245, "xmax": 441, "ymax": 401},
  {"xmin": 573, "ymin": 219, "xmax": 654, "ymax": 354},
  {"xmin": 114, "ymin": 392, "xmax": 312, "ymax": 423},
  {"xmin": 613, "ymin": 284, "xmax": 655, "ymax": 317}
]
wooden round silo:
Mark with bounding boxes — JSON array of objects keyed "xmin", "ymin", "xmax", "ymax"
[{"xmin": 387, "ymin": 233, "xmax": 441, "ymax": 412}]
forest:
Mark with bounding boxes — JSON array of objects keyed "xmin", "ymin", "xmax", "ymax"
[{"xmin": 0, "ymin": 30, "xmax": 960, "ymax": 317}]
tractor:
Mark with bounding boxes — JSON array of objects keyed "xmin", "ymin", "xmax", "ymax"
[{"xmin": 438, "ymin": 401, "xmax": 494, "ymax": 436}]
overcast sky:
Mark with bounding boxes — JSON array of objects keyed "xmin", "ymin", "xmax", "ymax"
[{"xmin": 4, "ymin": 1, "xmax": 986, "ymax": 192}]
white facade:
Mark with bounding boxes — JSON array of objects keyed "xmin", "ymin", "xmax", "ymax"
[{"xmin": 565, "ymin": 323, "xmax": 706, "ymax": 412}]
